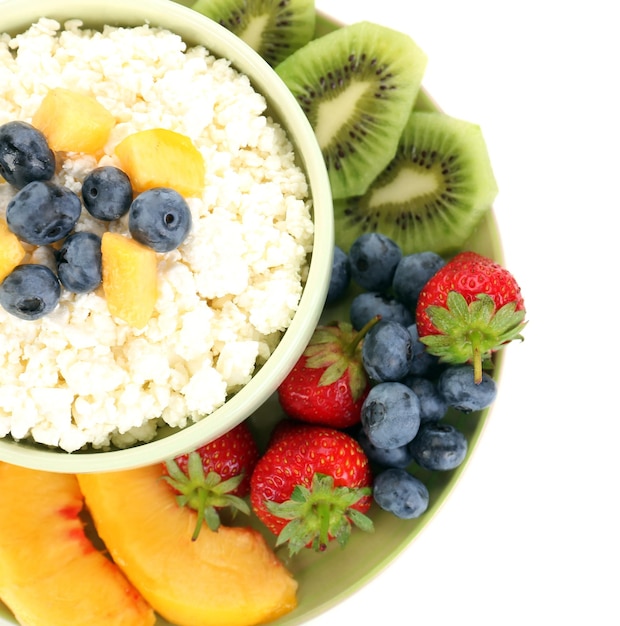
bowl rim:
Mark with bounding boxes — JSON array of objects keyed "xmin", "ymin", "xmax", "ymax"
[{"xmin": 0, "ymin": 0, "xmax": 334, "ymax": 473}]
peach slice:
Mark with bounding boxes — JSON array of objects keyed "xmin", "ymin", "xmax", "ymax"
[
  {"xmin": 0, "ymin": 219, "xmax": 25, "ymax": 283},
  {"xmin": 31, "ymin": 87, "xmax": 115, "ymax": 153},
  {"xmin": 114, "ymin": 128, "xmax": 205, "ymax": 197},
  {"xmin": 0, "ymin": 462, "xmax": 155, "ymax": 626},
  {"xmin": 78, "ymin": 464, "xmax": 298, "ymax": 626},
  {"xmin": 101, "ymin": 232, "xmax": 158, "ymax": 328}
]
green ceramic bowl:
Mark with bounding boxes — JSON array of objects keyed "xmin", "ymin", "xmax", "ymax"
[
  {"xmin": 0, "ymin": 5, "xmax": 503, "ymax": 626},
  {"xmin": 0, "ymin": 0, "xmax": 333, "ymax": 474}
]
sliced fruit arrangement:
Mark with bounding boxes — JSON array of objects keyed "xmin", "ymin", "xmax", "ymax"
[
  {"xmin": 191, "ymin": 0, "xmax": 316, "ymax": 67},
  {"xmin": 0, "ymin": 5, "xmax": 526, "ymax": 625},
  {"xmin": 78, "ymin": 463, "xmax": 298, "ymax": 626},
  {"xmin": 0, "ymin": 462, "xmax": 155, "ymax": 626}
]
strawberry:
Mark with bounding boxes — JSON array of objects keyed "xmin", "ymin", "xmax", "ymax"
[
  {"xmin": 277, "ymin": 317, "xmax": 379, "ymax": 429},
  {"xmin": 162, "ymin": 421, "xmax": 259, "ymax": 539},
  {"xmin": 250, "ymin": 421, "xmax": 374, "ymax": 555},
  {"xmin": 415, "ymin": 251, "xmax": 526, "ymax": 383}
]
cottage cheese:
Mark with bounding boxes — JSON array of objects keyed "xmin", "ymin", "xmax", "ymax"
[{"xmin": 0, "ymin": 19, "xmax": 314, "ymax": 452}]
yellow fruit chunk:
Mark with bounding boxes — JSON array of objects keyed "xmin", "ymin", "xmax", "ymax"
[
  {"xmin": 31, "ymin": 87, "xmax": 115, "ymax": 153},
  {"xmin": 0, "ymin": 219, "xmax": 25, "ymax": 282},
  {"xmin": 101, "ymin": 232, "xmax": 158, "ymax": 328},
  {"xmin": 115, "ymin": 128, "xmax": 205, "ymax": 197},
  {"xmin": 78, "ymin": 464, "xmax": 298, "ymax": 626},
  {"xmin": 0, "ymin": 463, "xmax": 155, "ymax": 626}
]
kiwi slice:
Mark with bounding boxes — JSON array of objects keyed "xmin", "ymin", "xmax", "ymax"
[
  {"xmin": 333, "ymin": 111, "xmax": 499, "ymax": 256},
  {"xmin": 191, "ymin": 0, "xmax": 316, "ymax": 67},
  {"xmin": 275, "ymin": 21, "xmax": 427, "ymax": 200}
]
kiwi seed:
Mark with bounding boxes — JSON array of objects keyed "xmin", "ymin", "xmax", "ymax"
[{"xmin": 333, "ymin": 111, "xmax": 499, "ymax": 256}]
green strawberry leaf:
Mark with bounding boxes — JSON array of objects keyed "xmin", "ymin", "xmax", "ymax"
[
  {"xmin": 421, "ymin": 292, "xmax": 527, "ymax": 383},
  {"xmin": 265, "ymin": 473, "xmax": 374, "ymax": 556}
]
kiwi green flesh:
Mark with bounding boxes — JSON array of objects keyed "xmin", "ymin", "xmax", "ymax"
[
  {"xmin": 334, "ymin": 111, "xmax": 498, "ymax": 256},
  {"xmin": 191, "ymin": 0, "xmax": 316, "ymax": 67},
  {"xmin": 275, "ymin": 20, "xmax": 428, "ymax": 199}
]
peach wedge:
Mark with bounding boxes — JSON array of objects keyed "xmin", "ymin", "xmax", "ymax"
[
  {"xmin": 114, "ymin": 128, "xmax": 205, "ymax": 197},
  {"xmin": 0, "ymin": 462, "xmax": 155, "ymax": 626},
  {"xmin": 0, "ymin": 219, "xmax": 25, "ymax": 283},
  {"xmin": 78, "ymin": 464, "xmax": 298, "ymax": 626},
  {"xmin": 32, "ymin": 87, "xmax": 115, "ymax": 154},
  {"xmin": 101, "ymin": 232, "xmax": 158, "ymax": 328}
]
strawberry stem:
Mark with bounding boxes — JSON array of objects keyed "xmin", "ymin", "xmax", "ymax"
[
  {"xmin": 345, "ymin": 315, "xmax": 381, "ymax": 358},
  {"xmin": 469, "ymin": 329, "xmax": 483, "ymax": 384},
  {"xmin": 317, "ymin": 500, "xmax": 330, "ymax": 552}
]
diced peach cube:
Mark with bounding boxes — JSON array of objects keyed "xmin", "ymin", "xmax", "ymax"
[
  {"xmin": 0, "ymin": 219, "xmax": 26, "ymax": 283},
  {"xmin": 114, "ymin": 128, "xmax": 205, "ymax": 197},
  {"xmin": 32, "ymin": 87, "xmax": 115, "ymax": 153},
  {"xmin": 101, "ymin": 232, "xmax": 158, "ymax": 328}
]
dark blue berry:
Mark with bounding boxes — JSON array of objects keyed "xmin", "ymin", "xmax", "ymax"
[
  {"xmin": 357, "ymin": 429, "xmax": 414, "ymax": 469},
  {"xmin": 129, "ymin": 187, "xmax": 192, "ymax": 252},
  {"xmin": 82, "ymin": 166, "xmax": 133, "ymax": 221},
  {"xmin": 409, "ymin": 422, "xmax": 468, "ymax": 471},
  {"xmin": 348, "ymin": 233, "xmax": 402, "ymax": 292},
  {"xmin": 362, "ymin": 319, "xmax": 413, "ymax": 382},
  {"xmin": 392, "ymin": 251, "xmax": 446, "ymax": 308},
  {"xmin": 0, "ymin": 264, "xmax": 61, "ymax": 320},
  {"xmin": 406, "ymin": 323, "xmax": 442, "ymax": 377},
  {"xmin": 56, "ymin": 232, "xmax": 102, "ymax": 293},
  {"xmin": 325, "ymin": 245, "xmax": 350, "ymax": 304},
  {"xmin": 350, "ymin": 291, "xmax": 413, "ymax": 331},
  {"xmin": 0, "ymin": 121, "xmax": 55, "ymax": 189},
  {"xmin": 438, "ymin": 365, "xmax": 497, "ymax": 412},
  {"xmin": 403, "ymin": 375, "xmax": 448, "ymax": 422},
  {"xmin": 360, "ymin": 381, "xmax": 421, "ymax": 449},
  {"xmin": 373, "ymin": 468, "xmax": 429, "ymax": 519},
  {"xmin": 6, "ymin": 181, "xmax": 81, "ymax": 245}
]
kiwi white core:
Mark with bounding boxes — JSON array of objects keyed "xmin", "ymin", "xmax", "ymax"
[
  {"xmin": 368, "ymin": 166, "xmax": 438, "ymax": 207},
  {"xmin": 239, "ymin": 15, "xmax": 270, "ymax": 50},
  {"xmin": 314, "ymin": 81, "xmax": 372, "ymax": 148}
]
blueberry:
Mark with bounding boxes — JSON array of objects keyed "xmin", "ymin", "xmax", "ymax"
[
  {"xmin": 350, "ymin": 291, "xmax": 414, "ymax": 331},
  {"xmin": 362, "ymin": 319, "xmax": 413, "ymax": 382},
  {"xmin": 438, "ymin": 365, "xmax": 497, "ymax": 412},
  {"xmin": 326, "ymin": 245, "xmax": 350, "ymax": 304},
  {"xmin": 402, "ymin": 375, "xmax": 448, "ymax": 422},
  {"xmin": 357, "ymin": 429, "xmax": 414, "ymax": 469},
  {"xmin": 0, "ymin": 121, "xmax": 55, "ymax": 189},
  {"xmin": 82, "ymin": 166, "xmax": 133, "ymax": 221},
  {"xmin": 392, "ymin": 251, "xmax": 446, "ymax": 308},
  {"xmin": 6, "ymin": 180, "xmax": 81, "ymax": 245},
  {"xmin": 56, "ymin": 232, "xmax": 102, "ymax": 293},
  {"xmin": 360, "ymin": 381, "xmax": 421, "ymax": 449},
  {"xmin": 129, "ymin": 187, "xmax": 192, "ymax": 252},
  {"xmin": 373, "ymin": 468, "xmax": 429, "ymax": 519},
  {"xmin": 0, "ymin": 264, "xmax": 61, "ymax": 320},
  {"xmin": 409, "ymin": 422, "xmax": 468, "ymax": 471},
  {"xmin": 348, "ymin": 233, "xmax": 402, "ymax": 292},
  {"xmin": 406, "ymin": 323, "xmax": 442, "ymax": 377}
]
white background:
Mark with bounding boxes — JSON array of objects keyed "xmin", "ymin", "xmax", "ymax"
[{"xmin": 311, "ymin": 1, "xmax": 619, "ymax": 625}]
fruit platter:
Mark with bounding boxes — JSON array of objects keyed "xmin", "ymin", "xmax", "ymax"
[{"xmin": 0, "ymin": 1, "xmax": 527, "ymax": 625}]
